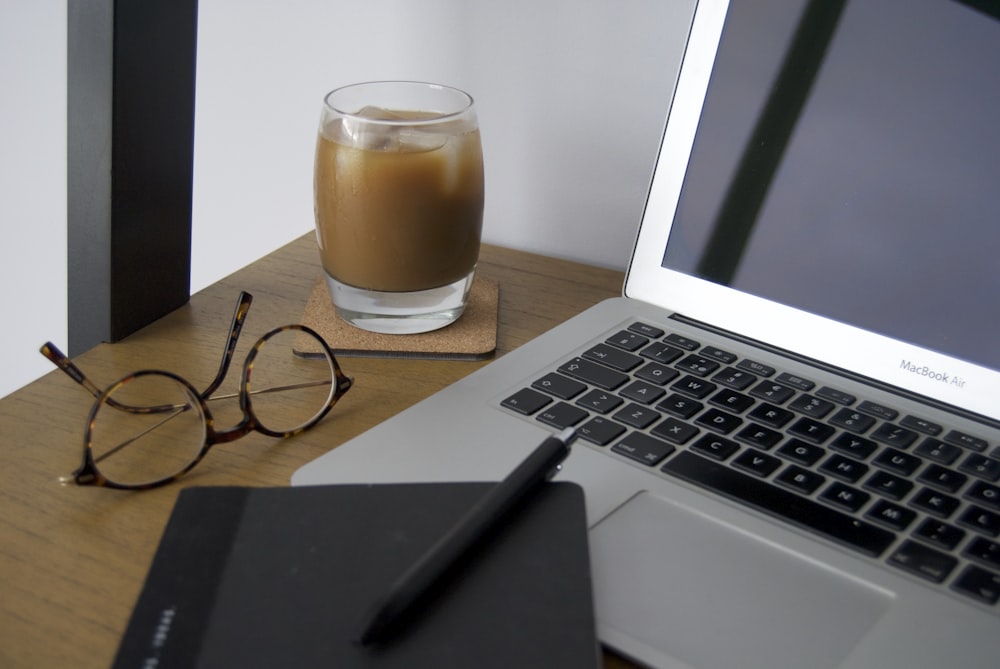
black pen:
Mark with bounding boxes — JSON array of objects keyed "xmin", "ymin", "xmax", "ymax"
[{"xmin": 355, "ymin": 426, "xmax": 577, "ymax": 646}]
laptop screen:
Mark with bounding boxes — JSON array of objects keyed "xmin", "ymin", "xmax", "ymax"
[{"xmin": 660, "ymin": 0, "xmax": 1000, "ymax": 375}]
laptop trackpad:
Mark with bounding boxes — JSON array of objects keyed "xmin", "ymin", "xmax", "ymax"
[{"xmin": 590, "ymin": 491, "xmax": 891, "ymax": 669}]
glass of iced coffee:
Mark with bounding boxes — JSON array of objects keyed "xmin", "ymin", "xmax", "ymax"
[{"xmin": 313, "ymin": 81, "xmax": 484, "ymax": 334}]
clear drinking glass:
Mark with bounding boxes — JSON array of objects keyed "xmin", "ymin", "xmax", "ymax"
[{"xmin": 314, "ymin": 81, "xmax": 485, "ymax": 334}]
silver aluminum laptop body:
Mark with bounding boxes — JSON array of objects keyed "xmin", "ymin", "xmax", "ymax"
[{"xmin": 294, "ymin": 1, "xmax": 1000, "ymax": 666}]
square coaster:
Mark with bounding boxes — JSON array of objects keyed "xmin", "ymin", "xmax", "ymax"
[{"xmin": 297, "ymin": 276, "xmax": 498, "ymax": 360}]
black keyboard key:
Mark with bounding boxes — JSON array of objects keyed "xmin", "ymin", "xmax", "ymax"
[
  {"xmin": 957, "ymin": 505, "xmax": 1000, "ymax": 537},
  {"xmin": 788, "ymin": 394, "xmax": 835, "ymax": 418},
  {"xmin": 959, "ymin": 453, "xmax": 1000, "ymax": 482},
  {"xmin": 651, "ymin": 418, "xmax": 699, "ymax": 445},
  {"xmin": 640, "ymin": 342, "xmax": 685, "ymax": 365},
  {"xmin": 918, "ymin": 464, "xmax": 968, "ymax": 493},
  {"xmin": 945, "ymin": 429, "xmax": 988, "ymax": 452},
  {"xmin": 912, "ymin": 519, "xmax": 966, "ymax": 550},
  {"xmin": 787, "ymin": 416, "xmax": 836, "ymax": 444},
  {"xmin": 747, "ymin": 403, "xmax": 794, "ymax": 428},
  {"xmin": 749, "ymin": 380, "xmax": 796, "ymax": 404},
  {"xmin": 830, "ymin": 432, "xmax": 878, "ymax": 459},
  {"xmin": 888, "ymin": 540, "xmax": 958, "ymax": 583},
  {"xmin": 871, "ymin": 423, "xmax": 919, "ymax": 449},
  {"xmin": 712, "ymin": 367, "xmax": 758, "ymax": 391},
  {"xmin": 732, "ymin": 449, "xmax": 782, "ymax": 477},
  {"xmin": 775, "ymin": 465, "xmax": 826, "ymax": 495},
  {"xmin": 664, "ymin": 333, "xmax": 699, "ymax": 350},
  {"xmin": 634, "ymin": 361, "xmax": 679, "ymax": 386},
  {"xmin": 670, "ymin": 375, "xmax": 717, "ymax": 399},
  {"xmin": 619, "ymin": 380, "xmax": 666, "ymax": 405},
  {"xmin": 606, "ymin": 330, "xmax": 649, "ymax": 352},
  {"xmin": 612, "ymin": 433, "xmax": 675, "ymax": 467},
  {"xmin": 820, "ymin": 482, "xmax": 870, "ymax": 513},
  {"xmin": 696, "ymin": 408, "xmax": 743, "ymax": 435},
  {"xmin": 776, "ymin": 439, "xmax": 826, "ymax": 466},
  {"xmin": 690, "ymin": 434, "xmax": 740, "ymax": 461},
  {"xmin": 675, "ymin": 354, "xmax": 721, "ymax": 377},
  {"xmin": 736, "ymin": 359, "xmax": 775, "ymax": 377},
  {"xmin": 582, "ymin": 344, "xmax": 643, "ymax": 372},
  {"xmin": 964, "ymin": 537, "xmax": 1000, "ymax": 569},
  {"xmin": 701, "ymin": 346, "xmax": 737, "ymax": 364},
  {"xmin": 857, "ymin": 401, "xmax": 899, "ymax": 421},
  {"xmin": 575, "ymin": 389, "xmax": 623, "ymax": 414},
  {"xmin": 864, "ymin": 470, "xmax": 914, "ymax": 501},
  {"xmin": 951, "ymin": 565, "xmax": 1000, "ymax": 606},
  {"xmin": 559, "ymin": 358, "xmax": 629, "ymax": 390},
  {"xmin": 819, "ymin": 454, "xmax": 869, "ymax": 483},
  {"xmin": 536, "ymin": 402, "xmax": 589, "ymax": 429},
  {"xmin": 873, "ymin": 447, "xmax": 923, "ymax": 477},
  {"xmin": 628, "ymin": 322, "xmax": 664, "ymax": 338},
  {"xmin": 710, "ymin": 388, "xmax": 755, "ymax": 413},
  {"xmin": 816, "ymin": 386, "xmax": 856, "ymax": 405},
  {"xmin": 914, "ymin": 438, "xmax": 962, "ymax": 465},
  {"xmin": 532, "ymin": 373, "xmax": 587, "ymax": 400},
  {"xmin": 501, "ymin": 388, "xmax": 551, "ymax": 415},
  {"xmin": 776, "ymin": 372, "xmax": 815, "ymax": 392},
  {"xmin": 656, "ymin": 394, "xmax": 703, "ymax": 419},
  {"xmin": 966, "ymin": 481, "xmax": 1000, "ymax": 512},
  {"xmin": 661, "ymin": 451, "xmax": 894, "ymax": 557},
  {"xmin": 829, "ymin": 408, "xmax": 877, "ymax": 434},
  {"xmin": 865, "ymin": 499, "xmax": 917, "ymax": 531},
  {"xmin": 734, "ymin": 423, "xmax": 783, "ymax": 451},
  {"xmin": 910, "ymin": 488, "xmax": 961, "ymax": 519},
  {"xmin": 612, "ymin": 403, "xmax": 661, "ymax": 429},
  {"xmin": 900, "ymin": 415, "xmax": 943, "ymax": 436},
  {"xmin": 577, "ymin": 416, "xmax": 626, "ymax": 446}
]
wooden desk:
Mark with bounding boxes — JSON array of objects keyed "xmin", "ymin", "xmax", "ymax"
[{"xmin": 0, "ymin": 234, "xmax": 640, "ymax": 668}]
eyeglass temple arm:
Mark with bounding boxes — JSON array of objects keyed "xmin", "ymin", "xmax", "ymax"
[
  {"xmin": 200, "ymin": 291, "xmax": 254, "ymax": 399},
  {"xmin": 39, "ymin": 342, "xmax": 103, "ymax": 398}
]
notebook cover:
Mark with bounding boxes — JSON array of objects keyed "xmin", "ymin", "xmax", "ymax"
[{"xmin": 112, "ymin": 482, "xmax": 599, "ymax": 668}]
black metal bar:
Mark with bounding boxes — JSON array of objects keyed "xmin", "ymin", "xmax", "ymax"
[{"xmin": 67, "ymin": 0, "xmax": 198, "ymax": 354}]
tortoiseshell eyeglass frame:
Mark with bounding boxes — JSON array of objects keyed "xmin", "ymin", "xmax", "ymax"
[{"xmin": 39, "ymin": 291, "xmax": 353, "ymax": 490}]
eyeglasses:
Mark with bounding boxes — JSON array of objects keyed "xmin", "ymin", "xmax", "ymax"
[{"xmin": 40, "ymin": 291, "xmax": 353, "ymax": 490}]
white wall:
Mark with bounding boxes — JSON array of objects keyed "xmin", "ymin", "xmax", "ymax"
[{"xmin": 1, "ymin": 0, "xmax": 686, "ymax": 399}]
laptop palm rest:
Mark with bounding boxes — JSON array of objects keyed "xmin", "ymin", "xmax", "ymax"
[{"xmin": 589, "ymin": 491, "xmax": 891, "ymax": 669}]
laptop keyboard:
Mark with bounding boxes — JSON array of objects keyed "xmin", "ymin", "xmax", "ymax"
[{"xmin": 500, "ymin": 321, "xmax": 1000, "ymax": 610}]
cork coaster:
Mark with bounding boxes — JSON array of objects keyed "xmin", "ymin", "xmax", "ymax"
[{"xmin": 297, "ymin": 276, "xmax": 499, "ymax": 360}]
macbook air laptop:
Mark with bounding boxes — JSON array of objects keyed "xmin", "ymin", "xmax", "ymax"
[{"xmin": 293, "ymin": 0, "xmax": 1000, "ymax": 666}]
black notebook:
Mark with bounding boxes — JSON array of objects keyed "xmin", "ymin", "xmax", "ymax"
[{"xmin": 113, "ymin": 482, "xmax": 599, "ymax": 668}]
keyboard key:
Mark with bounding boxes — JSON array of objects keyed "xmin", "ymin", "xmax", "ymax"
[
  {"xmin": 912, "ymin": 519, "xmax": 965, "ymax": 550},
  {"xmin": 612, "ymin": 432, "xmax": 675, "ymax": 466},
  {"xmin": 701, "ymin": 346, "xmax": 737, "ymax": 364},
  {"xmin": 918, "ymin": 464, "xmax": 968, "ymax": 493},
  {"xmin": 951, "ymin": 565, "xmax": 1000, "ymax": 605},
  {"xmin": 888, "ymin": 540, "xmax": 958, "ymax": 583},
  {"xmin": 690, "ymin": 434, "xmax": 740, "ymax": 461},
  {"xmin": 747, "ymin": 403, "xmax": 794, "ymax": 428},
  {"xmin": 532, "ymin": 373, "xmax": 586, "ymax": 400},
  {"xmin": 776, "ymin": 439, "xmax": 826, "ymax": 466},
  {"xmin": 820, "ymin": 482, "xmax": 870, "ymax": 513},
  {"xmin": 871, "ymin": 423, "xmax": 919, "ymax": 449},
  {"xmin": 830, "ymin": 433, "xmax": 878, "ymax": 459},
  {"xmin": 910, "ymin": 488, "xmax": 961, "ymax": 519},
  {"xmin": 695, "ymin": 408, "xmax": 743, "ymax": 435},
  {"xmin": 945, "ymin": 429, "xmax": 988, "ymax": 452},
  {"xmin": 501, "ymin": 388, "xmax": 551, "ymax": 415},
  {"xmin": 606, "ymin": 330, "xmax": 649, "ymax": 352},
  {"xmin": 959, "ymin": 453, "xmax": 1000, "ymax": 482},
  {"xmin": 775, "ymin": 465, "xmax": 826, "ymax": 495},
  {"xmin": 536, "ymin": 402, "xmax": 589, "ymax": 429},
  {"xmin": 577, "ymin": 416, "xmax": 626, "ymax": 446},
  {"xmin": 865, "ymin": 499, "xmax": 917, "ymax": 531},
  {"xmin": 819, "ymin": 454, "xmax": 869, "ymax": 483},
  {"xmin": 709, "ymin": 388, "xmax": 755, "ymax": 413},
  {"xmin": 634, "ymin": 361, "xmax": 679, "ymax": 386},
  {"xmin": 664, "ymin": 333, "xmax": 699, "ymax": 350},
  {"xmin": 732, "ymin": 449, "xmax": 782, "ymax": 477},
  {"xmin": 661, "ymin": 452, "xmax": 894, "ymax": 557},
  {"xmin": 639, "ymin": 342, "xmax": 685, "ymax": 364},
  {"xmin": 734, "ymin": 423, "xmax": 783, "ymax": 450},
  {"xmin": 873, "ymin": 447, "xmax": 923, "ymax": 477},
  {"xmin": 788, "ymin": 417, "xmax": 836, "ymax": 444},
  {"xmin": 575, "ymin": 389, "xmax": 623, "ymax": 414},
  {"xmin": 651, "ymin": 418, "xmax": 699, "ymax": 445},
  {"xmin": 712, "ymin": 367, "xmax": 757, "ymax": 391},
  {"xmin": 788, "ymin": 394, "xmax": 835, "ymax": 418},
  {"xmin": 675, "ymin": 354, "xmax": 721, "ymax": 377},
  {"xmin": 559, "ymin": 358, "xmax": 629, "ymax": 390},
  {"xmin": 829, "ymin": 408, "xmax": 877, "ymax": 434},
  {"xmin": 619, "ymin": 380, "xmax": 666, "ymax": 405},
  {"xmin": 900, "ymin": 415, "xmax": 943, "ymax": 436},
  {"xmin": 857, "ymin": 401, "xmax": 899, "ymax": 421},
  {"xmin": 670, "ymin": 375, "xmax": 717, "ymax": 399},
  {"xmin": 957, "ymin": 505, "xmax": 1000, "ymax": 537},
  {"xmin": 749, "ymin": 380, "xmax": 796, "ymax": 404},
  {"xmin": 816, "ymin": 386, "xmax": 856, "ymax": 405},
  {"xmin": 964, "ymin": 537, "xmax": 1000, "ymax": 569},
  {"xmin": 914, "ymin": 437, "xmax": 962, "ymax": 465},
  {"xmin": 628, "ymin": 322, "xmax": 664, "ymax": 338},
  {"xmin": 612, "ymin": 403, "xmax": 661, "ymax": 429},
  {"xmin": 965, "ymin": 481, "xmax": 1000, "ymax": 512},
  {"xmin": 582, "ymin": 344, "xmax": 643, "ymax": 372},
  {"xmin": 736, "ymin": 359, "xmax": 776, "ymax": 377},
  {"xmin": 656, "ymin": 394, "xmax": 703, "ymax": 419},
  {"xmin": 864, "ymin": 470, "xmax": 914, "ymax": 501},
  {"xmin": 776, "ymin": 372, "xmax": 815, "ymax": 392}
]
